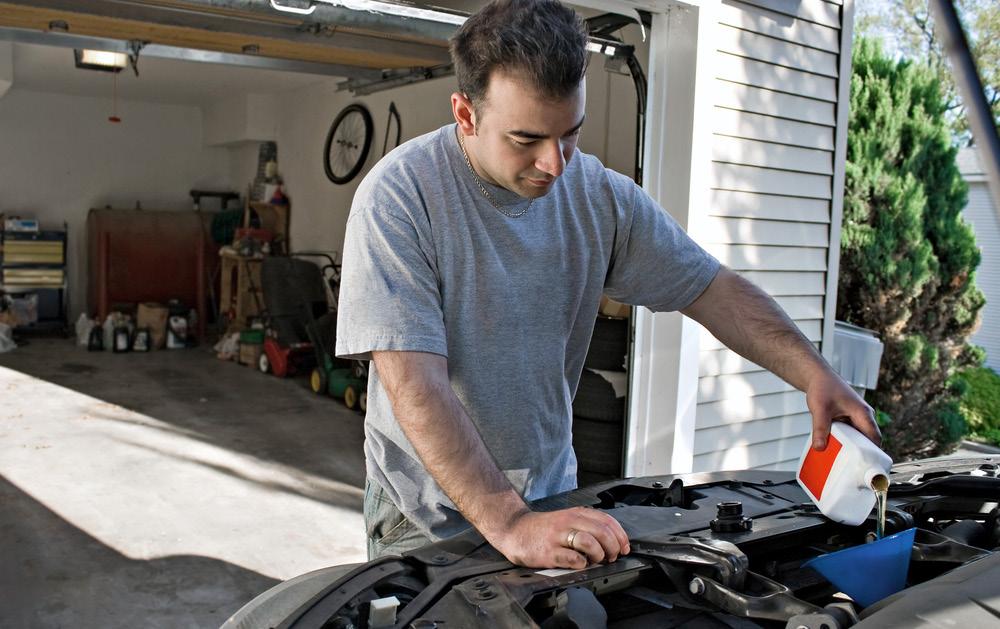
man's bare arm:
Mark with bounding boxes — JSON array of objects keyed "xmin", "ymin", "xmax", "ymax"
[
  {"xmin": 681, "ymin": 267, "xmax": 880, "ymax": 449},
  {"xmin": 373, "ymin": 350, "xmax": 630, "ymax": 568}
]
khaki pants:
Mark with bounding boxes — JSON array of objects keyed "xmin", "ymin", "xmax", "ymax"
[{"xmin": 364, "ymin": 479, "xmax": 433, "ymax": 559}]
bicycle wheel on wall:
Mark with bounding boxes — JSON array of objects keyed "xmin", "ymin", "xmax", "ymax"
[{"xmin": 323, "ymin": 103, "xmax": 374, "ymax": 185}]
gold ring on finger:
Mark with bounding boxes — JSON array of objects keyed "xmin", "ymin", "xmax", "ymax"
[{"xmin": 567, "ymin": 528, "xmax": 579, "ymax": 548}]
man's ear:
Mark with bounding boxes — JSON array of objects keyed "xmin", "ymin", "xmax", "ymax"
[{"xmin": 451, "ymin": 92, "xmax": 477, "ymax": 136}]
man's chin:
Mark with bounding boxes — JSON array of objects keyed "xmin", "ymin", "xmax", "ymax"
[{"xmin": 518, "ymin": 180, "xmax": 554, "ymax": 199}]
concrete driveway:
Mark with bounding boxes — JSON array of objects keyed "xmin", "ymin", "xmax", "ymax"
[{"xmin": 0, "ymin": 338, "xmax": 368, "ymax": 628}]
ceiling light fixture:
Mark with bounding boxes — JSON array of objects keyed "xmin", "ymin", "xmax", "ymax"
[
  {"xmin": 586, "ymin": 41, "xmax": 618, "ymax": 57},
  {"xmin": 74, "ymin": 49, "xmax": 127, "ymax": 72}
]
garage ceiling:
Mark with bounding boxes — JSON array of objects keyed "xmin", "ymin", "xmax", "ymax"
[
  {"xmin": 10, "ymin": 41, "xmax": 330, "ymax": 106},
  {"xmin": 0, "ymin": 0, "xmax": 645, "ymax": 101},
  {"xmin": 0, "ymin": 0, "xmax": 458, "ymax": 75}
]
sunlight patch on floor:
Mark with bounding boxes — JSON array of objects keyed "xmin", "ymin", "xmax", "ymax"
[{"xmin": 0, "ymin": 365, "xmax": 366, "ymax": 580}]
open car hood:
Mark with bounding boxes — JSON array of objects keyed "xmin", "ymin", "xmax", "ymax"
[{"xmin": 223, "ymin": 455, "xmax": 1000, "ymax": 629}]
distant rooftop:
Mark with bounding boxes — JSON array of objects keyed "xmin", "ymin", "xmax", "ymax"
[{"xmin": 957, "ymin": 146, "xmax": 986, "ymax": 180}]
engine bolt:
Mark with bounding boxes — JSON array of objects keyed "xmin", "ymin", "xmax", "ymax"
[{"xmin": 689, "ymin": 577, "xmax": 705, "ymax": 595}]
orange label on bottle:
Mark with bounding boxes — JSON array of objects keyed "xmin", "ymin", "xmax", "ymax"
[{"xmin": 800, "ymin": 433, "xmax": 843, "ymax": 500}]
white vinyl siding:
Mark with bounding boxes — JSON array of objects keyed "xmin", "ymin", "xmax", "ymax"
[
  {"xmin": 711, "ymin": 162, "xmax": 832, "ymax": 197},
  {"xmin": 693, "ymin": 433, "xmax": 811, "ymax": 472},
  {"xmin": 963, "ymin": 180, "xmax": 1000, "ymax": 371},
  {"xmin": 750, "ymin": 457, "xmax": 806, "ymax": 472},
  {"xmin": 715, "ymin": 83, "xmax": 837, "ymax": 127},
  {"xmin": 718, "ymin": 2, "xmax": 839, "ymax": 51},
  {"xmin": 737, "ymin": 271, "xmax": 827, "ymax": 294},
  {"xmin": 715, "ymin": 23, "xmax": 839, "ymax": 77},
  {"xmin": 698, "ymin": 371, "xmax": 797, "ymax": 404},
  {"xmin": 705, "ymin": 217, "xmax": 829, "ymax": 247},
  {"xmin": 715, "ymin": 54, "xmax": 838, "ymax": 102},
  {"xmin": 737, "ymin": 0, "xmax": 841, "ymax": 28},
  {"xmin": 692, "ymin": 0, "xmax": 848, "ymax": 472},
  {"xmin": 712, "ymin": 137, "xmax": 834, "ymax": 175},
  {"xmin": 707, "ymin": 244, "xmax": 828, "ymax": 271},
  {"xmin": 709, "ymin": 190, "xmax": 830, "ymax": 222},
  {"xmin": 699, "ymin": 391, "xmax": 811, "ymax": 425},
  {"xmin": 713, "ymin": 106, "xmax": 836, "ymax": 149},
  {"xmin": 694, "ymin": 413, "xmax": 812, "ymax": 455}
]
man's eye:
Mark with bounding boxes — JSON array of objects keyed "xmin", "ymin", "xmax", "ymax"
[{"xmin": 511, "ymin": 138, "xmax": 534, "ymax": 147}]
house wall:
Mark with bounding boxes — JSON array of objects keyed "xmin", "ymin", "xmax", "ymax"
[
  {"xmin": 270, "ymin": 77, "xmax": 457, "ymax": 258},
  {"xmin": 0, "ymin": 87, "xmax": 231, "ymax": 321},
  {"xmin": 959, "ymin": 148, "xmax": 1000, "ymax": 372},
  {"xmin": 0, "ymin": 42, "xmax": 11, "ymax": 99},
  {"xmin": 691, "ymin": 0, "xmax": 850, "ymax": 472}
]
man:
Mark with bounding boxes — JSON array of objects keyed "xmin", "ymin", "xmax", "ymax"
[{"xmin": 336, "ymin": 0, "xmax": 880, "ymax": 570}]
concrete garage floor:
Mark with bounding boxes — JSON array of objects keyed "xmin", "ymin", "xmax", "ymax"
[{"xmin": 0, "ymin": 337, "xmax": 368, "ymax": 628}]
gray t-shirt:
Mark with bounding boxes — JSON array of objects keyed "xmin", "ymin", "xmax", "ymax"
[{"xmin": 336, "ymin": 123, "xmax": 719, "ymax": 540}]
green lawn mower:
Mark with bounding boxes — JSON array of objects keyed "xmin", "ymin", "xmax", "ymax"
[{"xmin": 307, "ymin": 311, "xmax": 368, "ymax": 412}]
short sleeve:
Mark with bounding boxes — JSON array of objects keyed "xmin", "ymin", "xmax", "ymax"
[
  {"xmin": 335, "ymin": 202, "xmax": 447, "ymax": 361},
  {"xmin": 604, "ymin": 179, "xmax": 720, "ymax": 312}
]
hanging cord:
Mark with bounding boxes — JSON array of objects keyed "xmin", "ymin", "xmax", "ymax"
[{"xmin": 108, "ymin": 71, "xmax": 121, "ymax": 123}]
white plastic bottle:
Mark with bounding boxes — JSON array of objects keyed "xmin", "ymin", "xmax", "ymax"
[{"xmin": 796, "ymin": 422, "xmax": 893, "ymax": 526}]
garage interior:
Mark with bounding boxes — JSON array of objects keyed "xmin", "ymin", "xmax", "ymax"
[{"xmin": 0, "ymin": 1, "xmax": 646, "ymax": 626}]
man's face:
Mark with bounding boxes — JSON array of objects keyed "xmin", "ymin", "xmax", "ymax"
[{"xmin": 465, "ymin": 71, "xmax": 586, "ymax": 199}]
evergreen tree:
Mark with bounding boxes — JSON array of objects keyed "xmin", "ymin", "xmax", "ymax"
[{"xmin": 838, "ymin": 38, "xmax": 985, "ymax": 458}]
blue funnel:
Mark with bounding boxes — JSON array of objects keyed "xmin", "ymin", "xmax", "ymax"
[{"xmin": 803, "ymin": 528, "xmax": 916, "ymax": 608}]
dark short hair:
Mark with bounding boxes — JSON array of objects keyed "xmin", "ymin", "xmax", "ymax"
[{"xmin": 450, "ymin": 0, "xmax": 588, "ymax": 110}]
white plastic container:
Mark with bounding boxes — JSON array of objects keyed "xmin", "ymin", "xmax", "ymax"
[{"xmin": 796, "ymin": 422, "xmax": 893, "ymax": 526}]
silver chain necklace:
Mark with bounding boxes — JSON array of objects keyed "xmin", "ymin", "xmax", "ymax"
[{"xmin": 458, "ymin": 131, "xmax": 533, "ymax": 219}]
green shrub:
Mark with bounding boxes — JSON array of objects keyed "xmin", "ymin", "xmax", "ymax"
[
  {"xmin": 954, "ymin": 366, "xmax": 1000, "ymax": 445},
  {"xmin": 838, "ymin": 38, "xmax": 985, "ymax": 458}
]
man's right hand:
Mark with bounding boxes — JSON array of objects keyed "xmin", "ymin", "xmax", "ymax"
[
  {"xmin": 375, "ymin": 350, "xmax": 630, "ymax": 571},
  {"xmin": 489, "ymin": 506, "xmax": 631, "ymax": 569}
]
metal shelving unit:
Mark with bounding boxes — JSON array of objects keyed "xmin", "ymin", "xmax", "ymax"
[{"xmin": 0, "ymin": 221, "xmax": 69, "ymax": 334}]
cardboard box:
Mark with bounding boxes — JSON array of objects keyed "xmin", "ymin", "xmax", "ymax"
[
  {"xmin": 599, "ymin": 295, "xmax": 630, "ymax": 319},
  {"xmin": 137, "ymin": 303, "xmax": 169, "ymax": 349},
  {"xmin": 239, "ymin": 342, "xmax": 262, "ymax": 367}
]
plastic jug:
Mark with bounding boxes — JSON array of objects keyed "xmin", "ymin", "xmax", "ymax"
[{"xmin": 796, "ymin": 422, "xmax": 892, "ymax": 526}]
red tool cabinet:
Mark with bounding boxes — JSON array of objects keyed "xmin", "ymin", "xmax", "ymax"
[{"xmin": 87, "ymin": 208, "xmax": 216, "ymax": 339}]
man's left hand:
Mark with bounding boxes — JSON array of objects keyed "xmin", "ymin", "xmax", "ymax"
[{"xmin": 806, "ymin": 370, "xmax": 881, "ymax": 450}]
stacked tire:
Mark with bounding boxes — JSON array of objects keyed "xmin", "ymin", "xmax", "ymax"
[{"xmin": 572, "ymin": 315, "xmax": 628, "ymax": 486}]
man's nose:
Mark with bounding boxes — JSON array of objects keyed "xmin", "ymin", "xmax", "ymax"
[{"xmin": 535, "ymin": 140, "xmax": 566, "ymax": 178}]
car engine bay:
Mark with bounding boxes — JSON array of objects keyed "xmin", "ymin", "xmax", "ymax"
[{"xmin": 224, "ymin": 456, "xmax": 1000, "ymax": 629}]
